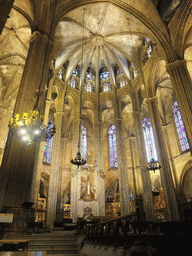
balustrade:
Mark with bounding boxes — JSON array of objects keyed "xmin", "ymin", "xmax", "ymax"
[{"xmin": 78, "ymin": 212, "xmax": 192, "ymax": 247}]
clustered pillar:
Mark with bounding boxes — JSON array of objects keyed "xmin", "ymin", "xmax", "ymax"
[
  {"xmin": 0, "ymin": 30, "xmax": 53, "ymax": 229},
  {"xmin": 133, "ymin": 111, "xmax": 156, "ymax": 222},
  {"xmin": 116, "ymin": 118, "xmax": 131, "ymax": 216},
  {"xmin": 148, "ymin": 97, "xmax": 180, "ymax": 221},
  {"xmin": 94, "ymin": 120, "xmax": 105, "ymax": 216},
  {"xmin": 46, "ymin": 111, "xmax": 64, "ymax": 230}
]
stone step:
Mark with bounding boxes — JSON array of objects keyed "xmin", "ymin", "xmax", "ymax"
[
  {"xmin": 3, "ymin": 235, "xmax": 78, "ymax": 240},
  {"xmin": 1, "ymin": 231, "xmax": 84, "ymax": 255},
  {"xmin": 28, "ymin": 248, "xmax": 79, "ymax": 255},
  {"xmin": 47, "ymin": 251, "xmax": 78, "ymax": 255},
  {"xmin": 29, "ymin": 245, "xmax": 78, "ymax": 250},
  {"xmin": 29, "ymin": 240, "xmax": 76, "ymax": 245}
]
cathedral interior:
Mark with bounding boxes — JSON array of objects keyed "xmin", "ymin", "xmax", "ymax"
[{"xmin": 0, "ymin": 0, "xmax": 192, "ymax": 235}]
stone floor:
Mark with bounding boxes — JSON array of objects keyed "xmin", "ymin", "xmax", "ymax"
[{"xmin": 0, "ymin": 253, "xmax": 47, "ymax": 256}]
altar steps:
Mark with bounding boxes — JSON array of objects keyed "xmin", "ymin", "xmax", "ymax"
[{"xmin": 2, "ymin": 231, "xmax": 84, "ymax": 255}]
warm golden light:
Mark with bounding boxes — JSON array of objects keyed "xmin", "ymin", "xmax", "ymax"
[
  {"xmin": 20, "ymin": 129, "xmax": 27, "ymax": 135},
  {"xmin": 22, "ymin": 136, "xmax": 28, "ymax": 141},
  {"xmin": 34, "ymin": 130, "xmax": 40, "ymax": 135}
]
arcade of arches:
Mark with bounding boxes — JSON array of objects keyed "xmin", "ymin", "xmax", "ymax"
[{"xmin": 0, "ymin": 0, "xmax": 192, "ymax": 230}]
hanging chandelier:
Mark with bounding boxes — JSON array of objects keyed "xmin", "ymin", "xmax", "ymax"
[
  {"xmin": 70, "ymin": 8, "xmax": 87, "ymax": 168},
  {"xmin": 71, "ymin": 142, "xmax": 86, "ymax": 168},
  {"xmin": 146, "ymin": 158, "xmax": 161, "ymax": 172},
  {"xmin": 9, "ymin": 110, "xmax": 56, "ymax": 145}
]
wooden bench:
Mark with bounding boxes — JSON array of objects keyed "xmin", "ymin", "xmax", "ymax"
[{"xmin": 0, "ymin": 240, "xmax": 29, "ymax": 251}]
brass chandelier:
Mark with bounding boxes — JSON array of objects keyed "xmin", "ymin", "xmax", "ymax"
[
  {"xmin": 9, "ymin": 110, "xmax": 56, "ymax": 145},
  {"xmin": 146, "ymin": 158, "xmax": 161, "ymax": 172},
  {"xmin": 70, "ymin": 8, "xmax": 87, "ymax": 168}
]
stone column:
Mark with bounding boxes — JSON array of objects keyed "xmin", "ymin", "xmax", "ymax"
[
  {"xmin": 147, "ymin": 97, "xmax": 180, "ymax": 221},
  {"xmin": 55, "ymin": 136, "xmax": 68, "ymax": 222},
  {"xmin": 70, "ymin": 168, "xmax": 79, "ymax": 222},
  {"xmin": 94, "ymin": 120, "xmax": 105, "ymax": 215},
  {"xmin": 70, "ymin": 118, "xmax": 81, "ymax": 222},
  {"xmin": 133, "ymin": 111, "xmax": 156, "ymax": 222},
  {"xmin": 0, "ymin": 108, "xmax": 12, "ymax": 165},
  {"xmin": 30, "ymin": 100, "xmax": 52, "ymax": 211},
  {"xmin": 166, "ymin": 60, "xmax": 192, "ymax": 150},
  {"xmin": 115, "ymin": 118, "xmax": 131, "ymax": 216},
  {"xmin": 0, "ymin": 31, "xmax": 53, "ymax": 212},
  {"xmin": 161, "ymin": 124, "xmax": 179, "ymax": 191},
  {"xmin": 46, "ymin": 111, "xmax": 63, "ymax": 230},
  {"xmin": 126, "ymin": 136, "xmax": 138, "ymax": 198}
]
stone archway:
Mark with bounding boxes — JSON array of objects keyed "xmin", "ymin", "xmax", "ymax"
[{"xmin": 182, "ymin": 167, "xmax": 192, "ymax": 202}]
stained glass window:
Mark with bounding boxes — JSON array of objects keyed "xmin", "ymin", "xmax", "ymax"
[
  {"xmin": 68, "ymin": 69, "xmax": 79, "ymax": 89},
  {"xmin": 117, "ymin": 69, "xmax": 123, "ymax": 76},
  {"xmin": 103, "ymin": 82, "xmax": 111, "ymax": 92},
  {"xmin": 85, "ymin": 71, "xmax": 94, "ymax": 80},
  {"xmin": 43, "ymin": 122, "xmax": 54, "ymax": 164},
  {"xmin": 100, "ymin": 71, "xmax": 110, "ymax": 80},
  {"xmin": 118, "ymin": 77, "xmax": 126, "ymax": 88},
  {"xmin": 57, "ymin": 68, "xmax": 63, "ymax": 80},
  {"xmin": 72, "ymin": 69, "xmax": 78, "ymax": 76},
  {"xmin": 68, "ymin": 76, "xmax": 76, "ymax": 89},
  {"xmin": 143, "ymin": 37, "xmax": 149, "ymax": 45},
  {"xmin": 81, "ymin": 126, "xmax": 87, "ymax": 158},
  {"xmin": 83, "ymin": 82, "xmax": 95, "ymax": 93},
  {"xmin": 130, "ymin": 190, "xmax": 134, "ymax": 201},
  {"xmin": 108, "ymin": 125, "xmax": 118, "ymax": 168},
  {"xmin": 142, "ymin": 118, "xmax": 158, "ymax": 163},
  {"xmin": 100, "ymin": 69, "xmax": 112, "ymax": 92},
  {"xmin": 172, "ymin": 101, "xmax": 190, "ymax": 151}
]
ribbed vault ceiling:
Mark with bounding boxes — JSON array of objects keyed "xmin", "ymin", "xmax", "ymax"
[{"xmin": 53, "ymin": 3, "xmax": 156, "ymax": 87}]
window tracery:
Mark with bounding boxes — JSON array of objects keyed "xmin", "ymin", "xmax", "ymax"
[
  {"xmin": 57, "ymin": 68, "xmax": 64, "ymax": 81},
  {"xmin": 116, "ymin": 67, "xmax": 127, "ymax": 88},
  {"xmin": 127, "ymin": 61, "xmax": 138, "ymax": 80},
  {"xmin": 68, "ymin": 68, "xmax": 79, "ymax": 89},
  {"xmin": 43, "ymin": 121, "xmax": 54, "ymax": 165},
  {"xmin": 81, "ymin": 126, "xmax": 87, "ymax": 158},
  {"xmin": 83, "ymin": 70, "xmax": 95, "ymax": 93},
  {"xmin": 172, "ymin": 101, "xmax": 190, "ymax": 151},
  {"xmin": 108, "ymin": 125, "xmax": 118, "ymax": 168},
  {"xmin": 100, "ymin": 69, "xmax": 112, "ymax": 92},
  {"xmin": 142, "ymin": 38, "xmax": 156, "ymax": 65},
  {"xmin": 142, "ymin": 118, "xmax": 158, "ymax": 163}
]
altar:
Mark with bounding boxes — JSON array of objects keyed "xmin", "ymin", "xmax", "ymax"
[{"xmin": 77, "ymin": 200, "xmax": 99, "ymax": 218}]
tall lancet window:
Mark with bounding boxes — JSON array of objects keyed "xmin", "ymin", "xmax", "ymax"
[
  {"xmin": 43, "ymin": 121, "xmax": 54, "ymax": 164},
  {"xmin": 108, "ymin": 125, "xmax": 118, "ymax": 168},
  {"xmin": 81, "ymin": 126, "xmax": 87, "ymax": 158},
  {"xmin": 142, "ymin": 118, "xmax": 158, "ymax": 163},
  {"xmin": 172, "ymin": 101, "xmax": 190, "ymax": 151}
]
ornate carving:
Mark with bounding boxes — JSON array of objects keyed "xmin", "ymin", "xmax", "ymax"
[
  {"xmin": 98, "ymin": 170, "xmax": 106, "ymax": 179},
  {"xmin": 71, "ymin": 168, "xmax": 78, "ymax": 177}
]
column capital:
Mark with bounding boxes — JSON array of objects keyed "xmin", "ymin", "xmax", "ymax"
[
  {"xmin": 97, "ymin": 170, "xmax": 106, "ymax": 179},
  {"xmin": 54, "ymin": 111, "xmax": 64, "ymax": 117},
  {"xmin": 115, "ymin": 117, "xmax": 122, "ymax": 122},
  {"xmin": 71, "ymin": 168, "xmax": 78, "ymax": 177},
  {"xmin": 74, "ymin": 118, "xmax": 81, "ymax": 122},
  {"xmin": 166, "ymin": 59, "xmax": 187, "ymax": 70},
  {"xmin": 127, "ymin": 136, "xmax": 137, "ymax": 142},
  {"xmin": 94, "ymin": 120, "xmax": 102, "ymax": 126},
  {"xmin": 30, "ymin": 31, "xmax": 53, "ymax": 44},
  {"xmin": 132, "ymin": 110, "xmax": 142, "ymax": 118},
  {"xmin": 146, "ymin": 96, "xmax": 158, "ymax": 104}
]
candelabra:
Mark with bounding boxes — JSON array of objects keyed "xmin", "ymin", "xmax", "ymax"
[
  {"xmin": 146, "ymin": 158, "xmax": 161, "ymax": 172},
  {"xmin": 9, "ymin": 110, "xmax": 56, "ymax": 145},
  {"xmin": 71, "ymin": 142, "xmax": 86, "ymax": 168}
]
